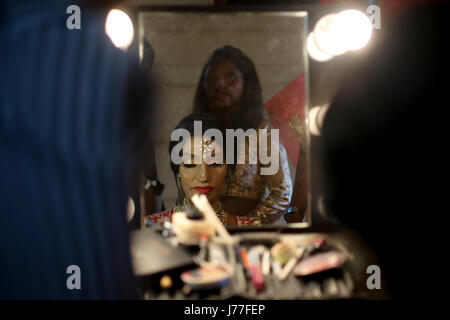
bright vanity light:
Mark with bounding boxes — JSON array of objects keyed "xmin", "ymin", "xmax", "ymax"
[
  {"xmin": 127, "ymin": 196, "xmax": 135, "ymax": 223},
  {"xmin": 308, "ymin": 105, "xmax": 330, "ymax": 136},
  {"xmin": 307, "ymin": 32, "xmax": 333, "ymax": 62},
  {"xmin": 313, "ymin": 13, "xmax": 348, "ymax": 57},
  {"xmin": 105, "ymin": 9, "xmax": 134, "ymax": 50},
  {"xmin": 308, "ymin": 9, "xmax": 373, "ymax": 61},
  {"xmin": 330, "ymin": 9, "xmax": 373, "ymax": 51}
]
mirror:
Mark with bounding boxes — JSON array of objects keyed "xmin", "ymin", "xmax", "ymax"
[{"xmin": 137, "ymin": 8, "xmax": 310, "ymax": 228}]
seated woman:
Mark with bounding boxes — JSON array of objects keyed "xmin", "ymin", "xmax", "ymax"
[{"xmin": 146, "ymin": 112, "xmax": 260, "ymax": 227}]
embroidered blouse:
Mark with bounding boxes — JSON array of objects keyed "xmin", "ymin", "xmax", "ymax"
[
  {"xmin": 146, "ymin": 208, "xmax": 258, "ymax": 227},
  {"xmin": 226, "ymin": 119, "xmax": 293, "ymax": 224}
]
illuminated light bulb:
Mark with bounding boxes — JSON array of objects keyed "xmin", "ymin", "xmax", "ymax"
[
  {"xmin": 127, "ymin": 196, "xmax": 135, "ymax": 222},
  {"xmin": 310, "ymin": 10, "xmax": 373, "ymax": 61},
  {"xmin": 313, "ymin": 13, "xmax": 348, "ymax": 56},
  {"xmin": 105, "ymin": 9, "xmax": 134, "ymax": 50},
  {"xmin": 308, "ymin": 105, "xmax": 330, "ymax": 136},
  {"xmin": 307, "ymin": 32, "xmax": 333, "ymax": 62},
  {"xmin": 329, "ymin": 9, "xmax": 373, "ymax": 51}
]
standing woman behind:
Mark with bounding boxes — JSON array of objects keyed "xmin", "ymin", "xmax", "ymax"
[{"xmin": 193, "ymin": 45, "xmax": 292, "ymax": 224}]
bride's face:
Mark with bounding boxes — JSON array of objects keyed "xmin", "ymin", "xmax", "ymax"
[{"xmin": 179, "ymin": 136, "xmax": 227, "ymax": 207}]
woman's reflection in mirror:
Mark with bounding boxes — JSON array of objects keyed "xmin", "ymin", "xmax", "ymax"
[
  {"xmin": 146, "ymin": 112, "xmax": 260, "ymax": 227},
  {"xmin": 193, "ymin": 45, "xmax": 293, "ymax": 224}
]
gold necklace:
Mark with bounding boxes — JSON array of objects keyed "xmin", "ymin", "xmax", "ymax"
[
  {"xmin": 175, "ymin": 199, "xmax": 228, "ymax": 225},
  {"xmin": 215, "ymin": 202, "xmax": 228, "ymax": 225}
]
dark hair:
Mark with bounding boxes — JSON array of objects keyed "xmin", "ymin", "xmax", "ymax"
[
  {"xmin": 168, "ymin": 112, "xmax": 234, "ymax": 205},
  {"xmin": 193, "ymin": 45, "xmax": 263, "ymax": 130}
]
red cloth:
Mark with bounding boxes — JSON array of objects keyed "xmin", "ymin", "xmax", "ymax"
[{"xmin": 264, "ymin": 73, "xmax": 305, "ymax": 167}]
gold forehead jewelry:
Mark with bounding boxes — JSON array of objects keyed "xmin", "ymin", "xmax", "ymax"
[{"xmin": 197, "ymin": 136, "xmax": 214, "ymax": 153}]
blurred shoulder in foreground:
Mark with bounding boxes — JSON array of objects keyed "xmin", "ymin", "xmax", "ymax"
[
  {"xmin": 0, "ymin": 0, "xmax": 153, "ymax": 299},
  {"xmin": 321, "ymin": 2, "xmax": 450, "ymax": 298}
]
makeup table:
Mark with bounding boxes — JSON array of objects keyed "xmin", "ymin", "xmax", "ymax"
[{"xmin": 131, "ymin": 226, "xmax": 378, "ymax": 300}]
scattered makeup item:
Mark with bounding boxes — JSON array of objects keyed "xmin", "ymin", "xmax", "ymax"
[
  {"xmin": 248, "ymin": 246, "xmax": 266, "ymax": 292},
  {"xmin": 195, "ymin": 234, "xmax": 209, "ymax": 265},
  {"xmin": 235, "ymin": 262, "xmax": 248, "ymax": 293},
  {"xmin": 182, "ymin": 285, "xmax": 192, "ymax": 296},
  {"xmin": 250, "ymin": 265, "xmax": 265, "ymax": 292},
  {"xmin": 190, "ymin": 194, "xmax": 233, "ymax": 242},
  {"xmin": 181, "ymin": 263, "xmax": 234, "ymax": 290},
  {"xmin": 336, "ymin": 279, "xmax": 351, "ymax": 296},
  {"xmin": 271, "ymin": 259, "xmax": 282, "ymax": 276},
  {"xmin": 262, "ymin": 250, "xmax": 271, "ymax": 276},
  {"xmin": 209, "ymin": 243, "xmax": 228, "ymax": 265},
  {"xmin": 308, "ymin": 282, "xmax": 322, "ymax": 298},
  {"xmin": 160, "ymin": 274, "xmax": 173, "ymax": 290},
  {"xmin": 293, "ymin": 251, "xmax": 347, "ymax": 276},
  {"xmin": 323, "ymin": 278, "xmax": 339, "ymax": 296},
  {"xmin": 300, "ymin": 237, "xmax": 329, "ymax": 259},
  {"xmin": 139, "ymin": 224, "xmax": 353, "ymax": 299},
  {"xmin": 271, "ymin": 241, "xmax": 299, "ymax": 266},
  {"xmin": 268, "ymin": 273, "xmax": 286, "ymax": 299},
  {"xmin": 226, "ymin": 244, "xmax": 245, "ymax": 293},
  {"xmin": 172, "ymin": 211, "xmax": 215, "ymax": 244},
  {"xmin": 277, "ymin": 247, "xmax": 306, "ymax": 280},
  {"xmin": 288, "ymin": 275, "xmax": 304, "ymax": 298},
  {"xmin": 240, "ymin": 249, "xmax": 251, "ymax": 270},
  {"xmin": 312, "ymin": 237, "xmax": 326, "ymax": 248},
  {"xmin": 161, "ymin": 221, "xmax": 176, "ymax": 238},
  {"xmin": 232, "ymin": 246, "xmax": 248, "ymax": 292},
  {"xmin": 248, "ymin": 246, "xmax": 266, "ymax": 258},
  {"xmin": 278, "ymin": 258, "xmax": 296, "ymax": 281}
]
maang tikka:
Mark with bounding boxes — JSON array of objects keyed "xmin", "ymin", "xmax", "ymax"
[{"xmin": 197, "ymin": 135, "xmax": 214, "ymax": 153}]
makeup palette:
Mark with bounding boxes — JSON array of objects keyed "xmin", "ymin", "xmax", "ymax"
[
  {"xmin": 181, "ymin": 263, "xmax": 234, "ymax": 290},
  {"xmin": 293, "ymin": 251, "xmax": 348, "ymax": 276}
]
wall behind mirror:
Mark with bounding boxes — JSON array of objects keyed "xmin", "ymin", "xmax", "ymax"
[{"xmin": 138, "ymin": 10, "xmax": 309, "ymax": 225}]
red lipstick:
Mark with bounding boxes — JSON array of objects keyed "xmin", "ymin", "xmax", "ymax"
[{"xmin": 193, "ymin": 186, "xmax": 214, "ymax": 194}]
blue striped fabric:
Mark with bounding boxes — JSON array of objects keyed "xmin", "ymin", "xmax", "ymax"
[{"xmin": 0, "ymin": 2, "xmax": 145, "ymax": 299}]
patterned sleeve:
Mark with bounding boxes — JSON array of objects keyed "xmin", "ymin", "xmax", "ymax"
[
  {"xmin": 225, "ymin": 120, "xmax": 293, "ymax": 224},
  {"xmin": 145, "ymin": 210, "xmax": 173, "ymax": 227},
  {"xmin": 255, "ymin": 140, "xmax": 293, "ymax": 224},
  {"xmin": 235, "ymin": 216, "xmax": 260, "ymax": 226}
]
